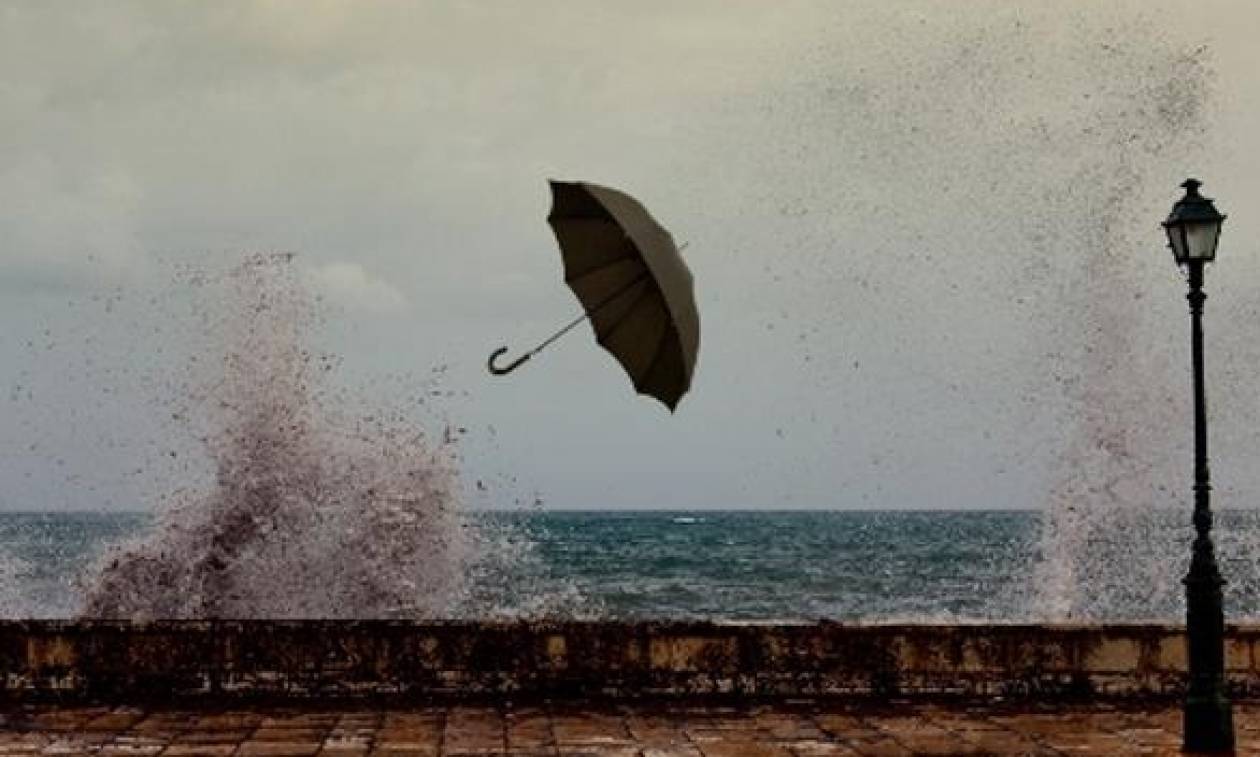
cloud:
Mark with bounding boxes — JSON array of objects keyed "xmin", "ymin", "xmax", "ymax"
[
  {"xmin": 306, "ymin": 261, "xmax": 408, "ymax": 314},
  {"xmin": 0, "ymin": 0, "xmax": 810, "ymax": 306},
  {"xmin": 0, "ymin": 156, "xmax": 147, "ymax": 292}
]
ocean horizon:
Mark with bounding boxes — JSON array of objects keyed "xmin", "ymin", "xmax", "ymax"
[{"xmin": 5, "ymin": 509, "xmax": 1260, "ymax": 623}]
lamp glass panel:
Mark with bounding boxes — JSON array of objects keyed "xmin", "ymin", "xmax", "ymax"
[
  {"xmin": 1185, "ymin": 221, "xmax": 1221, "ymax": 261},
  {"xmin": 1167, "ymin": 224, "xmax": 1189, "ymax": 262}
]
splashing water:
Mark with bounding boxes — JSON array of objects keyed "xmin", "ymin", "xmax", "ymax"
[
  {"xmin": 0, "ymin": 551, "xmax": 35, "ymax": 618},
  {"xmin": 81, "ymin": 255, "xmax": 473, "ymax": 619},
  {"xmin": 8, "ymin": 4, "xmax": 1258, "ymax": 624},
  {"xmin": 1021, "ymin": 35, "xmax": 1221, "ymax": 621},
  {"xmin": 686, "ymin": 3, "xmax": 1258, "ymax": 621}
]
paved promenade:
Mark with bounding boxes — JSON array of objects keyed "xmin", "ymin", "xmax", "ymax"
[{"xmin": 2, "ymin": 702, "xmax": 1259, "ymax": 756}]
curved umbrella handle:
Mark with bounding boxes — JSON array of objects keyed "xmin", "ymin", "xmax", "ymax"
[{"xmin": 487, "ymin": 346, "xmax": 533, "ymax": 375}]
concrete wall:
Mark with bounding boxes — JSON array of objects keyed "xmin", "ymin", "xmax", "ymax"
[{"xmin": 4, "ymin": 621, "xmax": 1260, "ymax": 701}]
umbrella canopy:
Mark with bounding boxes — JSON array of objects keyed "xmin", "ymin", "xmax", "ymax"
[
  {"xmin": 549, "ymin": 180, "xmax": 699, "ymax": 410},
  {"xmin": 488, "ymin": 180, "xmax": 699, "ymax": 411}
]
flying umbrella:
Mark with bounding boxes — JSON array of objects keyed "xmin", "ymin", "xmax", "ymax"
[{"xmin": 488, "ymin": 180, "xmax": 699, "ymax": 411}]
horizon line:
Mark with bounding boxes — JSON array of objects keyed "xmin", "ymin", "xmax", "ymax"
[{"xmin": 0, "ymin": 506, "xmax": 1239, "ymax": 515}]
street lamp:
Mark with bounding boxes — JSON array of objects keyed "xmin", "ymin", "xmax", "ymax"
[{"xmin": 1163, "ymin": 178, "xmax": 1233, "ymax": 753}]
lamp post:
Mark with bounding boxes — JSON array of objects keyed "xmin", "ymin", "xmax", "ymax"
[{"xmin": 1163, "ymin": 178, "xmax": 1233, "ymax": 753}]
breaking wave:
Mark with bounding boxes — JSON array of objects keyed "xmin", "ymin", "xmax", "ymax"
[{"xmin": 83, "ymin": 255, "xmax": 478, "ymax": 619}]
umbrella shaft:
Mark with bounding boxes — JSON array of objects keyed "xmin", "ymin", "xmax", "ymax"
[{"xmin": 532, "ymin": 271, "xmax": 649, "ymax": 356}]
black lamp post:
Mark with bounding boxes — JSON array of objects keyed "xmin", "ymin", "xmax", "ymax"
[{"xmin": 1163, "ymin": 178, "xmax": 1233, "ymax": 753}]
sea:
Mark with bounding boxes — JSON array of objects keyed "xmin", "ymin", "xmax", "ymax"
[{"xmin": 6, "ymin": 509, "xmax": 1260, "ymax": 622}]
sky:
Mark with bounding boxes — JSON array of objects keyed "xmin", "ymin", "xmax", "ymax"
[{"xmin": 2, "ymin": 0, "xmax": 1260, "ymax": 512}]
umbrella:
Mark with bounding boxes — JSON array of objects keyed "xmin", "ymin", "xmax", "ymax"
[{"xmin": 488, "ymin": 180, "xmax": 699, "ymax": 411}]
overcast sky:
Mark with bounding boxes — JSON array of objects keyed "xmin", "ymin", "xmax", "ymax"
[{"xmin": 3, "ymin": 1, "xmax": 1259, "ymax": 512}]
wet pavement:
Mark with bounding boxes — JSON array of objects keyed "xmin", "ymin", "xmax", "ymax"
[{"xmin": 2, "ymin": 701, "xmax": 1258, "ymax": 756}]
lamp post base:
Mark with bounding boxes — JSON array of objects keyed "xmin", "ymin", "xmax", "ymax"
[{"xmin": 1184, "ymin": 692, "xmax": 1235, "ymax": 753}]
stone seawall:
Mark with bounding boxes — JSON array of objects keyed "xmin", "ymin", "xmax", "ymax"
[{"xmin": 5, "ymin": 621, "xmax": 1260, "ymax": 702}]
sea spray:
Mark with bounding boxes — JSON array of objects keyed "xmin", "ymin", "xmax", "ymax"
[
  {"xmin": 1024, "ymin": 39, "xmax": 1218, "ymax": 620},
  {"xmin": 0, "ymin": 551, "xmax": 34, "ymax": 618},
  {"xmin": 691, "ymin": 3, "xmax": 1251, "ymax": 619},
  {"xmin": 81, "ymin": 254, "xmax": 472, "ymax": 619}
]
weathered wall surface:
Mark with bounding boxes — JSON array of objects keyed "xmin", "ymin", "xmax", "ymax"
[{"xmin": 4, "ymin": 621, "xmax": 1260, "ymax": 701}]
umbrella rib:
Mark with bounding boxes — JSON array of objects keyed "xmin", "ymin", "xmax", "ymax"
[
  {"xmin": 564, "ymin": 244, "xmax": 642, "ymax": 285},
  {"xmin": 595, "ymin": 282, "xmax": 654, "ymax": 344},
  {"xmin": 634, "ymin": 319, "xmax": 672, "ymax": 390}
]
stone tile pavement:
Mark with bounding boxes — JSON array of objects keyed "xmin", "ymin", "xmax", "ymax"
[{"xmin": 2, "ymin": 701, "xmax": 1259, "ymax": 756}]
